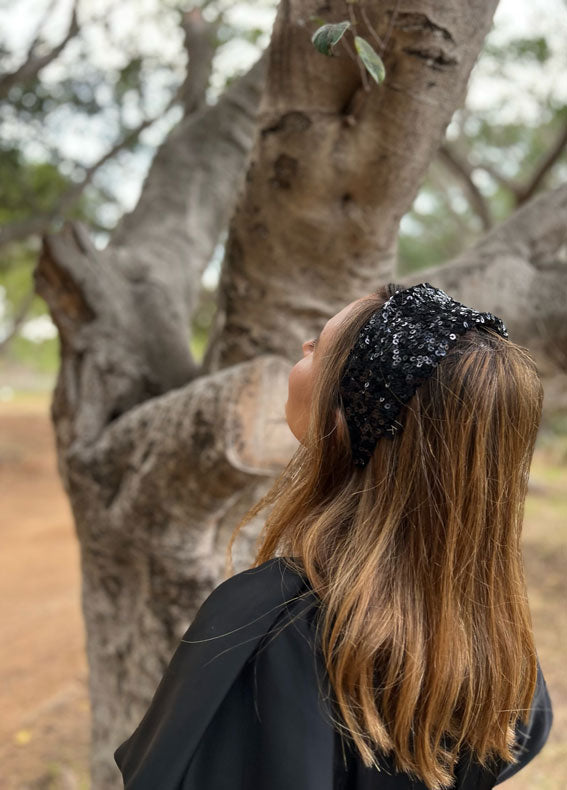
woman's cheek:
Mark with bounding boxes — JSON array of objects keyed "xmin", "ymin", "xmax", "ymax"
[
  {"xmin": 289, "ymin": 359, "xmax": 310, "ymax": 404},
  {"xmin": 286, "ymin": 359, "xmax": 311, "ymax": 437}
]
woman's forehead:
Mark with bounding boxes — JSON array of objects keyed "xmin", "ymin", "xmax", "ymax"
[
  {"xmin": 319, "ymin": 297, "xmax": 366, "ymax": 351},
  {"xmin": 326, "ymin": 297, "xmax": 366, "ymax": 334}
]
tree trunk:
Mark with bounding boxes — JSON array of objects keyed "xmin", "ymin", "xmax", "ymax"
[{"xmin": 34, "ymin": 1, "xmax": 566, "ymax": 786}]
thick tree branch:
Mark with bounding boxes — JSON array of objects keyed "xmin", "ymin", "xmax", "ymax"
[
  {"xmin": 110, "ymin": 51, "xmax": 267, "ymax": 324},
  {"xmin": 35, "ymin": 53, "xmax": 267, "ymax": 444},
  {"xmin": 35, "ymin": 221, "xmax": 197, "ymax": 446},
  {"xmin": 111, "ymin": 53, "xmax": 266, "ymax": 252},
  {"xmin": 0, "ymin": 0, "xmax": 80, "ymax": 99},
  {"xmin": 438, "ymin": 143, "xmax": 493, "ymax": 229},
  {"xmin": 394, "ymin": 184, "xmax": 567, "ymax": 371}
]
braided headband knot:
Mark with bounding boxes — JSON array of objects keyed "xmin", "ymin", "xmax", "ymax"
[{"xmin": 338, "ymin": 282, "xmax": 509, "ymax": 467}]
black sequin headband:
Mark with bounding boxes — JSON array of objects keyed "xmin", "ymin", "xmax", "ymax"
[{"xmin": 338, "ymin": 282, "xmax": 509, "ymax": 468}]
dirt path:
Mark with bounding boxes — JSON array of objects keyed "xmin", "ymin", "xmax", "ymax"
[
  {"xmin": 0, "ymin": 395, "xmax": 565, "ymax": 789},
  {"xmin": 0, "ymin": 397, "xmax": 90, "ymax": 789}
]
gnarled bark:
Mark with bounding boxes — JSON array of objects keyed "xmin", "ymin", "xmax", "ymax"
[
  {"xmin": 34, "ymin": 1, "xmax": 567, "ymax": 787},
  {"xmin": 394, "ymin": 184, "xmax": 567, "ymax": 374},
  {"xmin": 202, "ymin": 0, "xmax": 500, "ymax": 372},
  {"xmin": 36, "ymin": 46, "xmax": 268, "ymax": 788}
]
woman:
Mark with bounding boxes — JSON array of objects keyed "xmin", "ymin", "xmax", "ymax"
[{"xmin": 115, "ymin": 282, "xmax": 553, "ymax": 789}]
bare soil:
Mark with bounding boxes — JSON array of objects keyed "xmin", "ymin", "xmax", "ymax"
[
  {"xmin": 1, "ymin": 396, "xmax": 90, "ymax": 790},
  {"xmin": 0, "ymin": 395, "xmax": 565, "ymax": 789}
]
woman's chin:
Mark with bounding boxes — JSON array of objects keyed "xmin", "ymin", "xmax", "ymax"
[{"xmin": 285, "ymin": 414, "xmax": 302, "ymax": 444}]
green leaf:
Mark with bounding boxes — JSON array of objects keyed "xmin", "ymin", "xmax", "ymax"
[
  {"xmin": 311, "ymin": 21, "xmax": 350, "ymax": 56},
  {"xmin": 354, "ymin": 35, "xmax": 386, "ymax": 84}
]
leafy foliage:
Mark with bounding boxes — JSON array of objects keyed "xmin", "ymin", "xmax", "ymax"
[
  {"xmin": 1, "ymin": 146, "xmax": 72, "ymax": 223},
  {"xmin": 483, "ymin": 36, "xmax": 551, "ymax": 63}
]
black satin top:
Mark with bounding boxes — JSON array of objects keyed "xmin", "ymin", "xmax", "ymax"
[{"xmin": 114, "ymin": 557, "xmax": 553, "ymax": 789}]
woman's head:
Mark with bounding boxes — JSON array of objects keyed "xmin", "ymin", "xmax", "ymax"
[
  {"xmin": 227, "ymin": 281, "xmax": 544, "ymax": 789},
  {"xmin": 285, "ymin": 281, "xmax": 517, "ymax": 469}
]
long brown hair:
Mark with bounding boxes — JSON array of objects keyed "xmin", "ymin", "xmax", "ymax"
[{"xmin": 225, "ymin": 283, "xmax": 543, "ymax": 789}]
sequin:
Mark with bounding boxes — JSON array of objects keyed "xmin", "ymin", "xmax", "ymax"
[{"xmin": 338, "ymin": 282, "xmax": 509, "ymax": 467}]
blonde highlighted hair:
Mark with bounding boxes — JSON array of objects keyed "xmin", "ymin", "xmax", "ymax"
[{"xmin": 226, "ymin": 283, "xmax": 543, "ymax": 789}]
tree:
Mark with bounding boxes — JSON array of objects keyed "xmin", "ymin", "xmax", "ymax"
[
  {"xmin": 25, "ymin": 0, "xmax": 567, "ymax": 786},
  {"xmin": 2, "ymin": 1, "xmax": 565, "ymax": 359}
]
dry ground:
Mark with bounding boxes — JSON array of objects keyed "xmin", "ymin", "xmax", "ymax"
[{"xmin": 0, "ymin": 393, "xmax": 565, "ymax": 789}]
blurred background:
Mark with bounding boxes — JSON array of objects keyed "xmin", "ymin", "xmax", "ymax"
[{"xmin": 0, "ymin": 0, "xmax": 566, "ymax": 787}]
